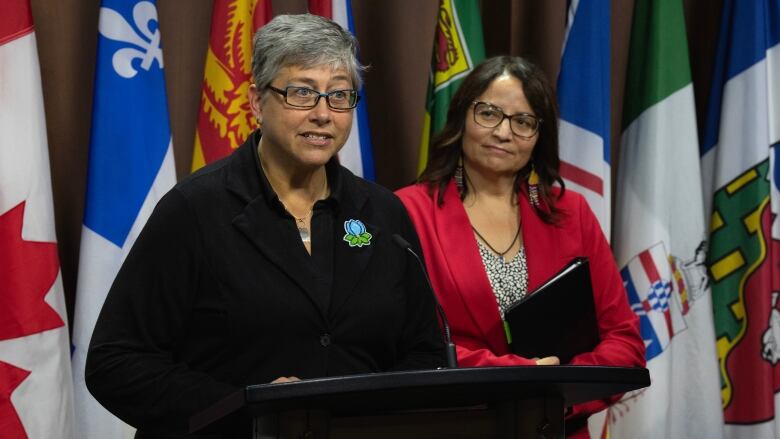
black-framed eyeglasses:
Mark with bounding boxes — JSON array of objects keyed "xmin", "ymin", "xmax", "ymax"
[
  {"xmin": 472, "ymin": 101, "xmax": 542, "ymax": 139},
  {"xmin": 267, "ymin": 85, "xmax": 360, "ymax": 110}
]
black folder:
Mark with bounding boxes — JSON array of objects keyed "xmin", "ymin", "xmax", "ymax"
[{"xmin": 505, "ymin": 257, "xmax": 600, "ymax": 364}]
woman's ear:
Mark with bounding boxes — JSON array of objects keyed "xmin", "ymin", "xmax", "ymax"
[{"xmin": 248, "ymin": 84, "xmax": 263, "ymax": 125}]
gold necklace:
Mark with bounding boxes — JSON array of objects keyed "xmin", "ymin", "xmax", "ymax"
[
  {"xmin": 282, "ymin": 203, "xmax": 314, "ymax": 242},
  {"xmin": 258, "ymin": 155, "xmax": 326, "ymax": 243}
]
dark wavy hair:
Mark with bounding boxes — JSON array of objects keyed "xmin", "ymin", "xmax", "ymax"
[{"xmin": 419, "ymin": 56, "xmax": 565, "ymax": 224}]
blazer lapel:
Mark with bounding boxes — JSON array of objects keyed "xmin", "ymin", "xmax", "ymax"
[
  {"xmin": 435, "ymin": 181, "xmax": 508, "ymax": 354},
  {"xmin": 518, "ymin": 189, "xmax": 564, "ymax": 294},
  {"xmin": 328, "ymin": 175, "xmax": 375, "ymax": 318},
  {"xmin": 233, "ymin": 199, "xmax": 325, "ymax": 313},
  {"xmin": 226, "ymin": 138, "xmax": 328, "ymax": 318}
]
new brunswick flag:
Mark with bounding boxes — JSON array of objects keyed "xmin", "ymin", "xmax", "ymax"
[
  {"xmin": 191, "ymin": 0, "xmax": 272, "ymax": 171},
  {"xmin": 417, "ymin": 0, "xmax": 485, "ymax": 174},
  {"xmin": 701, "ymin": 1, "xmax": 780, "ymax": 437}
]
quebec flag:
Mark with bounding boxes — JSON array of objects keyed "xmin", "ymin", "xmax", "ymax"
[
  {"xmin": 556, "ymin": 0, "xmax": 611, "ymax": 238},
  {"xmin": 70, "ymin": 1, "xmax": 176, "ymax": 438}
]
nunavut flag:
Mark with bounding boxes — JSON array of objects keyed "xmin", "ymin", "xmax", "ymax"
[
  {"xmin": 191, "ymin": 0, "xmax": 272, "ymax": 171},
  {"xmin": 0, "ymin": 0, "xmax": 76, "ymax": 437},
  {"xmin": 417, "ymin": 0, "xmax": 485, "ymax": 174}
]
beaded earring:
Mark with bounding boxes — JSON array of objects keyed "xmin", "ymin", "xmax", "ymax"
[
  {"xmin": 454, "ymin": 155, "xmax": 465, "ymax": 197},
  {"xmin": 528, "ymin": 166, "xmax": 540, "ymax": 208}
]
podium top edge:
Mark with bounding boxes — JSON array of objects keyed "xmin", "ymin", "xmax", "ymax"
[
  {"xmin": 244, "ymin": 365, "xmax": 649, "ymax": 401},
  {"xmin": 190, "ymin": 366, "xmax": 649, "ymax": 433}
]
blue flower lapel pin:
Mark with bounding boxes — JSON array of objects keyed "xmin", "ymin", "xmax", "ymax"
[{"xmin": 343, "ymin": 219, "xmax": 372, "ymax": 247}]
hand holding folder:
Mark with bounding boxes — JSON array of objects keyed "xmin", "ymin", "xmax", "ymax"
[{"xmin": 505, "ymin": 257, "xmax": 600, "ymax": 364}]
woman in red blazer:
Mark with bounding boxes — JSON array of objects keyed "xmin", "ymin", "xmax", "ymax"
[{"xmin": 396, "ymin": 56, "xmax": 645, "ymax": 438}]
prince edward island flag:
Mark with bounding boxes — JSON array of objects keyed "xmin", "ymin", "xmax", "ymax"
[
  {"xmin": 70, "ymin": 1, "xmax": 176, "ymax": 438},
  {"xmin": 701, "ymin": 0, "xmax": 780, "ymax": 438},
  {"xmin": 599, "ymin": 0, "xmax": 724, "ymax": 437}
]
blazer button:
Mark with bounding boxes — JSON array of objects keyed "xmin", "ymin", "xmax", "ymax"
[{"xmin": 320, "ymin": 334, "xmax": 331, "ymax": 347}]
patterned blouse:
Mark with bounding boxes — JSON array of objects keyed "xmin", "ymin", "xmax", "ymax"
[{"xmin": 475, "ymin": 240, "xmax": 529, "ymax": 319}]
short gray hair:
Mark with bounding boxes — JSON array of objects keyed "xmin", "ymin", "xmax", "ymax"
[{"xmin": 251, "ymin": 14, "xmax": 365, "ymax": 91}]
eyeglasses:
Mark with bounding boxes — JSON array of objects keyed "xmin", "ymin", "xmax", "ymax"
[
  {"xmin": 267, "ymin": 85, "xmax": 360, "ymax": 110},
  {"xmin": 472, "ymin": 101, "xmax": 542, "ymax": 139}
]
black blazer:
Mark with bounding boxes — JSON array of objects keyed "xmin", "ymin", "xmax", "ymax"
[{"xmin": 86, "ymin": 132, "xmax": 445, "ymax": 438}]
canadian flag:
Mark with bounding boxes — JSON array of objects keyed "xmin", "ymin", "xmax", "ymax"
[{"xmin": 0, "ymin": 1, "xmax": 76, "ymax": 438}]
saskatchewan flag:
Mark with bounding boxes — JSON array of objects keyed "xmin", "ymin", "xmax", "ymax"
[
  {"xmin": 417, "ymin": 0, "xmax": 484, "ymax": 174},
  {"xmin": 605, "ymin": 0, "xmax": 725, "ymax": 437},
  {"xmin": 700, "ymin": 1, "xmax": 780, "ymax": 437}
]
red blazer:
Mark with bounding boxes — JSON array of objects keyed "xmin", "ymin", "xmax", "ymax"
[{"xmin": 397, "ymin": 180, "xmax": 645, "ymax": 431}]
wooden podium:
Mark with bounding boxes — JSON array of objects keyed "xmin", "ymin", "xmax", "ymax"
[{"xmin": 191, "ymin": 366, "xmax": 649, "ymax": 439}]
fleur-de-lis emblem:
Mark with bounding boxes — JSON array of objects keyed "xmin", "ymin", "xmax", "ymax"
[
  {"xmin": 343, "ymin": 219, "xmax": 372, "ymax": 247},
  {"xmin": 98, "ymin": 1, "xmax": 163, "ymax": 78}
]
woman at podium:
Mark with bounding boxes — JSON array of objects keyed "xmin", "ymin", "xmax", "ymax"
[
  {"xmin": 396, "ymin": 56, "xmax": 645, "ymax": 438},
  {"xmin": 85, "ymin": 14, "xmax": 444, "ymax": 439}
]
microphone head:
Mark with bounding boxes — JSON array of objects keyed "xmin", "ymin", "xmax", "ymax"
[{"xmin": 391, "ymin": 233, "xmax": 412, "ymax": 250}]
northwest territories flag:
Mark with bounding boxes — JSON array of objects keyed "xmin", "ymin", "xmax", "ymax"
[
  {"xmin": 0, "ymin": 1, "xmax": 76, "ymax": 437},
  {"xmin": 308, "ymin": 0, "xmax": 375, "ymax": 180},
  {"xmin": 70, "ymin": 1, "xmax": 176, "ymax": 438},
  {"xmin": 701, "ymin": 1, "xmax": 780, "ymax": 437},
  {"xmin": 556, "ymin": 0, "xmax": 611, "ymax": 238}
]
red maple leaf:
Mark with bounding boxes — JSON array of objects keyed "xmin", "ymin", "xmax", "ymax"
[
  {"xmin": 0, "ymin": 360, "xmax": 31, "ymax": 439},
  {"xmin": 0, "ymin": 202, "xmax": 63, "ymax": 341}
]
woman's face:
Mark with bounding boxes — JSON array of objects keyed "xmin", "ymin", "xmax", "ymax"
[
  {"xmin": 462, "ymin": 74, "xmax": 539, "ymax": 179},
  {"xmin": 249, "ymin": 64, "xmax": 354, "ymax": 169}
]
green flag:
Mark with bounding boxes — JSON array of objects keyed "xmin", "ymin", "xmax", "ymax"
[
  {"xmin": 607, "ymin": 0, "xmax": 724, "ymax": 437},
  {"xmin": 417, "ymin": 0, "xmax": 485, "ymax": 175}
]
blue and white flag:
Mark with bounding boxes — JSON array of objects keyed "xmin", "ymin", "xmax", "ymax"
[
  {"xmin": 315, "ymin": 0, "xmax": 376, "ymax": 181},
  {"xmin": 556, "ymin": 0, "xmax": 611, "ymax": 238},
  {"xmin": 70, "ymin": 1, "xmax": 176, "ymax": 437},
  {"xmin": 701, "ymin": 1, "xmax": 780, "ymax": 438}
]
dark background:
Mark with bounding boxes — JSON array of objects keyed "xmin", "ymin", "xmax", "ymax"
[{"xmin": 28, "ymin": 0, "xmax": 723, "ymax": 329}]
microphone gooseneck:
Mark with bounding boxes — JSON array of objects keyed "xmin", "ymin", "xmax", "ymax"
[{"xmin": 392, "ymin": 234, "xmax": 458, "ymax": 369}]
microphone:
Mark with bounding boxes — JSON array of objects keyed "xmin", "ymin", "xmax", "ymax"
[{"xmin": 392, "ymin": 234, "xmax": 458, "ymax": 369}]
